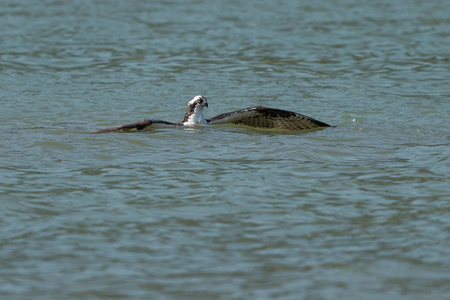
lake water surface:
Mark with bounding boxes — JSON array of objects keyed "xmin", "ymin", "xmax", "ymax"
[{"xmin": 1, "ymin": 0, "xmax": 449, "ymax": 299}]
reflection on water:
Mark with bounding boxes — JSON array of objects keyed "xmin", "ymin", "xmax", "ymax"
[{"xmin": 1, "ymin": 0, "xmax": 449, "ymax": 299}]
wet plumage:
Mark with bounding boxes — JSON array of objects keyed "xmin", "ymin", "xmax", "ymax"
[{"xmin": 93, "ymin": 95, "xmax": 330, "ymax": 133}]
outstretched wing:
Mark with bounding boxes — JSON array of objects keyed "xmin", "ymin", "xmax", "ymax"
[
  {"xmin": 92, "ymin": 119, "xmax": 178, "ymax": 133},
  {"xmin": 206, "ymin": 107, "xmax": 330, "ymax": 130}
]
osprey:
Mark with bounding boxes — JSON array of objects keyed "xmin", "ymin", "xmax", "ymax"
[{"xmin": 93, "ymin": 95, "xmax": 331, "ymax": 133}]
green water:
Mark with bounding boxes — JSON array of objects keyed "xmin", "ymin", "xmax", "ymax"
[{"xmin": 1, "ymin": 0, "xmax": 449, "ymax": 299}]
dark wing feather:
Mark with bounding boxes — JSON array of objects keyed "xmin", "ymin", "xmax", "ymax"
[
  {"xmin": 92, "ymin": 119, "xmax": 178, "ymax": 133},
  {"xmin": 206, "ymin": 107, "xmax": 330, "ymax": 130}
]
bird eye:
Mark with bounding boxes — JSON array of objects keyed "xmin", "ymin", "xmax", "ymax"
[{"xmin": 197, "ymin": 99, "xmax": 202, "ymax": 103}]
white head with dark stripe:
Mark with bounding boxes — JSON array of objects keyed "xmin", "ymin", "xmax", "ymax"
[{"xmin": 183, "ymin": 95, "xmax": 208, "ymax": 125}]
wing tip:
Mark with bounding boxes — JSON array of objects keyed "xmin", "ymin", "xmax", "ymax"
[{"xmin": 92, "ymin": 119, "xmax": 154, "ymax": 133}]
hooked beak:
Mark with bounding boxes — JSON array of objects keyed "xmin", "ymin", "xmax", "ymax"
[{"xmin": 200, "ymin": 96, "xmax": 208, "ymax": 108}]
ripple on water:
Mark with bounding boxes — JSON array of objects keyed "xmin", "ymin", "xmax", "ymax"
[{"xmin": 1, "ymin": 0, "xmax": 450, "ymax": 299}]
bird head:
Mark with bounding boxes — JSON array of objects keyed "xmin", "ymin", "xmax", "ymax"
[
  {"xmin": 183, "ymin": 95, "xmax": 208, "ymax": 125},
  {"xmin": 188, "ymin": 95, "xmax": 208, "ymax": 109}
]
